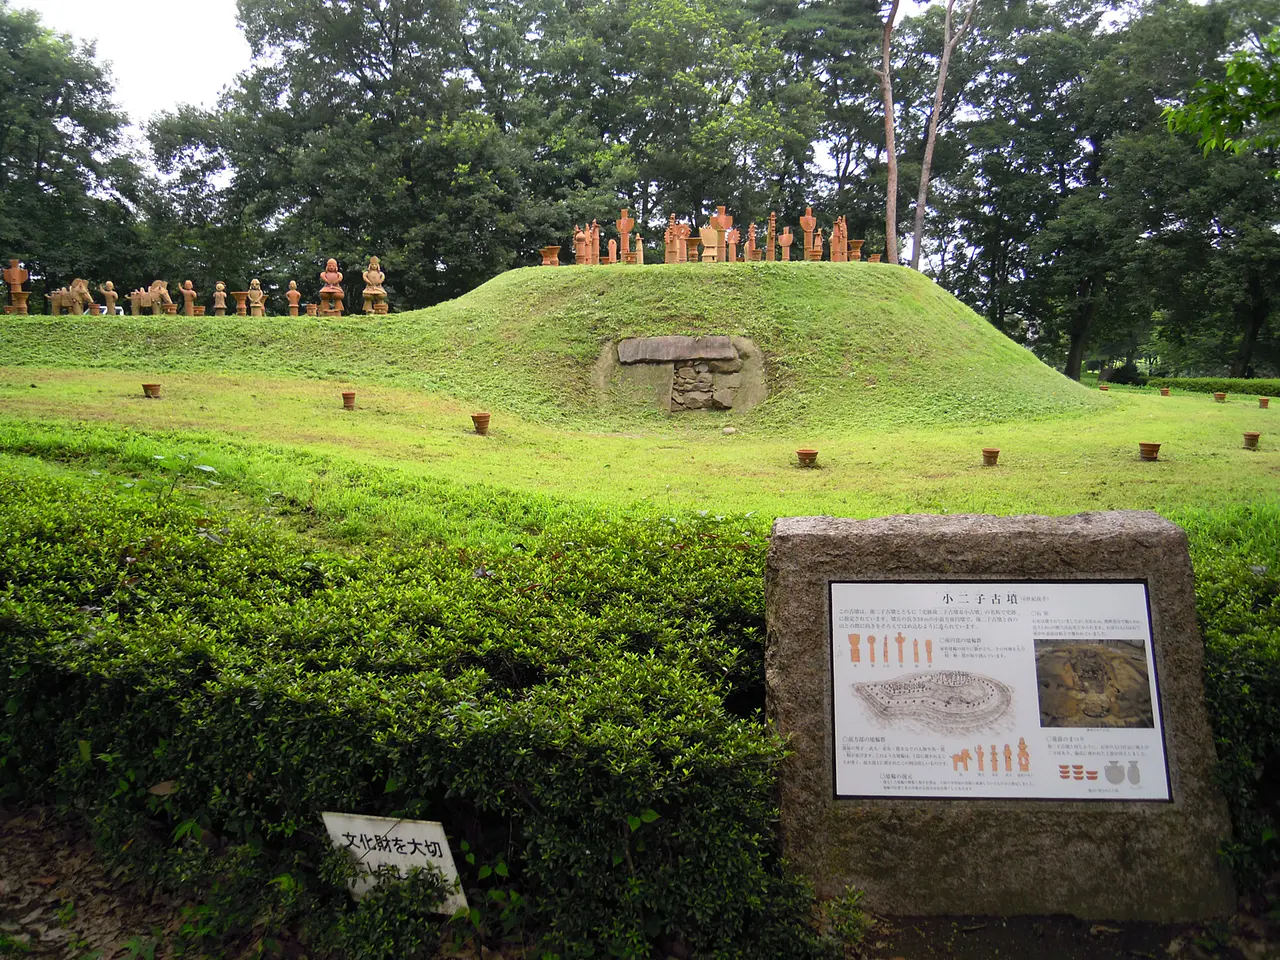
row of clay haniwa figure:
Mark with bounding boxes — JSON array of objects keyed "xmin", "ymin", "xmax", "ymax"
[
  {"xmin": 537, "ymin": 207, "xmax": 881, "ymax": 267},
  {"xmin": 1, "ymin": 257, "xmax": 390, "ymax": 317}
]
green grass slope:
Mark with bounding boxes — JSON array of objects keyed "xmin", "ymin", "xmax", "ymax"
[{"xmin": 0, "ymin": 262, "xmax": 1102, "ymax": 431}]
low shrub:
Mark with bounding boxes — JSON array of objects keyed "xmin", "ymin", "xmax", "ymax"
[
  {"xmin": 0, "ymin": 470, "xmax": 828, "ymax": 958},
  {"xmin": 1100, "ymin": 362, "xmax": 1148, "ymax": 386},
  {"xmin": 1149, "ymin": 376, "xmax": 1280, "ymax": 397},
  {"xmin": 2, "ymin": 455, "xmax": 1278, "ymax": 955},
  {"xmin": 1177, "ymin": 504, "xmax": 1280, "ymax": 886}
]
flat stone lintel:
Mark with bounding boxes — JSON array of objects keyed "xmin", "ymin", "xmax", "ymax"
[{"xmin": 617, "ymin": 335, "xmax": 737, "ymax": 364}]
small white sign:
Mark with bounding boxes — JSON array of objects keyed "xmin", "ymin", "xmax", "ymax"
[{"xmin": 322, "ymin": 812, "xmax": 468, "ymax": 914}]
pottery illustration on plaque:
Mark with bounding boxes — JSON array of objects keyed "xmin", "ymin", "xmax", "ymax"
[
  {"xmin": 1127, "ymin": 760, "xmax": 1141, "ymax": 785},
  {"xmin": 1105, "ymin": 760, "xmax": 1125, "ymax": 784}
]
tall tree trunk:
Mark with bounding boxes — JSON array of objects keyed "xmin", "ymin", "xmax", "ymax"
[
  {"xmin": 1064, "ymin": 275, "xmax": 1100, "ymax": 381},
  {"xmin": 1230, "ymin": 274, "xmax": 1268, "ymax": 377},
  {"xmin": 876, "ymin": 0, "xmax": 902, "ymax": 264},
  {"xmin": 910, "ymin": 0, "xmax": 977, "ymax": 270}
]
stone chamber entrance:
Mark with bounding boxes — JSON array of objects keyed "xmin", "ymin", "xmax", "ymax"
[{"xmin": 592, "ymin": 335, "xmax": 768, "ymax": 412}]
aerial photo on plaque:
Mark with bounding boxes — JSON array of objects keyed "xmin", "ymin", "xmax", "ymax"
[{"xmin": 829, "ymin": 581, "xmax": 1170, "ymax": 801}]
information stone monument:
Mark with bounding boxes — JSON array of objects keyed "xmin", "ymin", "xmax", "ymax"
[{"xmin": 765, "ymin": 511, "xmax": 1233, "ymax": 921}]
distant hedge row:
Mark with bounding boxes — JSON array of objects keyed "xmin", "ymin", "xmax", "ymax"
[
  {"xmin": 0, "ymin": 472, "xmax": 829, "ymax": 958},
  {"xmin": 1147, "ymin": 376, "xmax": 1280, "ymax": 397}
]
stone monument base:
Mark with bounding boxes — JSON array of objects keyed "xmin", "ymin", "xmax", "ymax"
[{"xmin": 765, "ymin": 512, "xmax": 1234, "ymax": 921}]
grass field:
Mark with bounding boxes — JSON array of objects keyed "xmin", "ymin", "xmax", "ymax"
[
  {"xmin": 0, "ymin": 263, "xmax": 1106, "ymax": 432},
  {"xmin": 0, "ymin": 367, "xmax": 1274, "ymax": 542},
  {"xmin": 2, "ymin": 263, "xmax": 1277, "ymax": 956}
]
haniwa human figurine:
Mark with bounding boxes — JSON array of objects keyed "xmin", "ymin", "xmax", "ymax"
[
  {"xmin": 319, "ymin": 259, "xmax": 344, "ymax": 316},
  {"xmin": 4, "ymin": 259, "xmax": 30, "ymax": 315},
  {"xmin": 286, "ymin": 280, "xmax": 302, "ymax": 317},
  {"xmin": 98, "ymin": 281, "xmax": 119, "ymax": 315},
  {"xmin": 361, "ymin": 256, "xmax": 387, "ymax": 313},
  {"xmin": 179, "ymin": 280, "xmax": 198, "ymax": 317},
  {"xmin": 213, "ymin": 281, "xmax": 227, "ymax": 316},
  {"xmin": 247, "ymin": 279, "xmax": 265, "ymax": 317}
]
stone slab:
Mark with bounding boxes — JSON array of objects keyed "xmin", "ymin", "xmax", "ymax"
[
  {"xmin": 617, "ymin": 335, "xmax": 736, "ymax": 364},
  {"xmin": 765, "ymin": 511, "xmax": 1234, "ymax": 921}
]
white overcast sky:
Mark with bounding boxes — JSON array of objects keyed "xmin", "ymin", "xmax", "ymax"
[{"xmin": 22, "ymin": 0, "xmax": 251, "ymax": 127}]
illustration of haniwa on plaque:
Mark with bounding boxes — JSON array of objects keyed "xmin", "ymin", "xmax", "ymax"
[{"xmin": 829, "ymin": 581, "xmax": 1171, "ymax": 801}]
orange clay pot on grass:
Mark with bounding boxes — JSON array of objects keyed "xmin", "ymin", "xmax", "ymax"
[
  {"xmin": 471, "ymin": 412, "xmax": 492, "ymax": 435},
  {"xmin": 1261, "ymin": 397, "xmax": 1270, "ymax": 409},
  {"xmin": 1214, "ymin": 392, "xmax": 1227, "ymax": 403},
  {"xmin": 1244, "ymin": 432, "xmax": 1260, "ymax": 451},
  {"xmin": 342, "ymin": 391, "xmax": 356, "ymax": 410},
  {"xmin": 982, "ymin": 448, "xmax": 1000, "ymax": 467},
  {"xmin": 1160, "ymin": 387, "xmax": 1170, "ymax": 396},
  {"xmin": 142, "ymin": 383, "xmax": 161, "ymax": 398},
  {"xmin": 796, "ymin": 449, "xmax": 818, "ymax": 468},
  {"xmin": 1139, "ymin": 442, "xmax": 1161, "ymax": 462}
]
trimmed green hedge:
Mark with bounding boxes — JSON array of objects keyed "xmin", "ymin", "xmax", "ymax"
[
  {"xmin": 1178, "ymin": 505, "xmax": 1280, "ymax": 885},
  {"xmin": 1148, "ymin": 376, "xmax": 1280, "ymax": 397},
  {"xmin": 0, "ymin": 472, "xmax": 828, "ymax": 958},
  {"xmin": 2, "ymin": 462, "xmax": 1278, "ymax": 954}
]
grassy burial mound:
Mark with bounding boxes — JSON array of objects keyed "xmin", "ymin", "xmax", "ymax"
[{"xmin": 0, "ymin": 263, "xmax": 1102, "ymax": 431}]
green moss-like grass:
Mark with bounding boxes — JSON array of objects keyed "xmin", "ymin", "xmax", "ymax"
[{"xmin": 0, "ymin": 263, "xmax": 1102, "ymax": 431}]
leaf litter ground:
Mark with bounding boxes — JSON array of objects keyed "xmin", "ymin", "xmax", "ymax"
[{"xmin": 2, "ymin": 808, "xmax": 1275, "ymax": 959}]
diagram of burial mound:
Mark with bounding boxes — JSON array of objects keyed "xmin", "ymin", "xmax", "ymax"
[
  {"xmin": 854, "ymin": 670, "xmax": 1013, "ymax": 734},
  {"xmin": 1034, "ymin": 638, "xmax": 1154, "ymax": 728}
]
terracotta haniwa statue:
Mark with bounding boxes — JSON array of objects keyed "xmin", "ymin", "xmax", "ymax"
[
  {"xmin": 50, "ymin": 279, "xmax": 95, "ymax": 315},
  {"xmin": 663, "ymin": 216, "xmax": 678, "ymax": 264},
  {"xmin": 147, "ymin": 280, "xmax": 173, "ymax": 316},
  {"xmin": 319, "ymin": 258, "xmax": 344, "ymax": 317},
  {"xmin": 799, "ymin": 206, "xmax": 817, "ymax": 254},
  {"xmin": 617, "ymin": 208, "xmax": 635, "ymax": 263},
  {"xmin": 179, "ymin": 280, "xmax": 198, "ymax": 316},
  {"xmin": 98, "ymin": 281, "xmax": 119, "ymax": 315},
  {"xmin": 286, "ymin": 280, "xmax": 302, "ymax": 317},
  {"xmin": 213, "ymin": 281, "xmax": 227, "ymax": 316},
  {"xmin": 247, "ymin": 279, "xmax": 265, "ymax": 317},
  {"xmin": 362, "ymin": 256, "xmax": 387, "ymax": 314},
  {"xmin": 698, "ymin": 223, "xmax": 720, "ymax": 263},
  {"xmin": 3, "ymin": 259, "xmax": 30, "ymax": 315}
]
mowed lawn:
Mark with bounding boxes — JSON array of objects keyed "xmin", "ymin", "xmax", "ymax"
[{"xmin": 1, "ymin": 367, "xmax": 1276, "ymax": 535}]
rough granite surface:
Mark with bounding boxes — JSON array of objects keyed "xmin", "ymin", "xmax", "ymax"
[
  {"xmin": 764, "ymin": 511, "xmax": 1234, "ymax": 921},
  {"xmin": 616, "ymin": 335, "xmax": 737, "ymax": 364}
]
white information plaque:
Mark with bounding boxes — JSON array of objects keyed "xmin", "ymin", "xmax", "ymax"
[
  {"xmin": 322, "ymin": 812, "xmax": 468, "ymax": 912},
  {"xmin": 829, "ymin": 581, "xmax": 1170, "ymax": 801}
]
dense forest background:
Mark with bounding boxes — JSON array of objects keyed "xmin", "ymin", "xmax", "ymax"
[{"xmin": 1, "ymin": 0, "xmax": 1277, "ymax": 377}]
